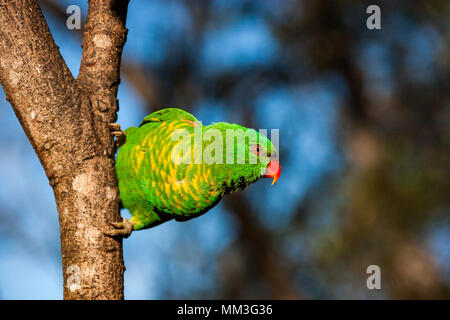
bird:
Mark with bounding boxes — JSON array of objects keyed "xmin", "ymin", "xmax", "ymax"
[{"xmin": 105, "ymin": 108, "xmax": 280, "ymax": 238}]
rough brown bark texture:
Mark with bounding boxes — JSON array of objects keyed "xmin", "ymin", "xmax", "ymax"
[{"xmin": 0, "ymin": 0, "xmax": 129, "ymax": 299}]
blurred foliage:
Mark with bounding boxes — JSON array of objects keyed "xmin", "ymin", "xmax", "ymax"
[
  {"xmin": 0, "ymin": 0, "xmax": 448, "ymax": 299},
  {"xmin": 117, "ymin": 0, "xmax": 450, "ymax": 299}
]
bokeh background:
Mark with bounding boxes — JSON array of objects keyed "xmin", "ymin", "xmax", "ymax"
[{"xmin": 0, "ymin": 0, "xmax": 449, "ymax": 299}]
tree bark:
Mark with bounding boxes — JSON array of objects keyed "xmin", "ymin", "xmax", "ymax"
[
  {"xmin": 0, "ymin": 0, "xmax": 129, "ymax": 299},
  {"xmin": 39, "ymin": 0, "xmax": 159, "ymax": 109}
]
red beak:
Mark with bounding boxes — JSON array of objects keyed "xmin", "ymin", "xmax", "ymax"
[{"xmin": 263, "ymin": 160, "xmax": 281, "ymax": 185}]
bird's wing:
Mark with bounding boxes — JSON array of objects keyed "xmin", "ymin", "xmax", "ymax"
[{"xmin": 139, "ymin": 107, "xmax": 198, "ymax": 127}]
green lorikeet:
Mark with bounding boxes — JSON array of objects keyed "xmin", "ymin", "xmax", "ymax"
[{"xmin": 106, "ymin": 108, "xmax": 280, "ymax": 237}]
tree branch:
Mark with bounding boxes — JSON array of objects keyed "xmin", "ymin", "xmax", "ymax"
[
  {"xmin": 78, "ymin": 0, "xmax": 128, "ymax": 100},
  {"xmin": 0, "ymin": 0, "xmax": 129, "ymax": 299},
  {"xmin": 40, "ymin": 0, "xmax": 159, "ymax": 108}
]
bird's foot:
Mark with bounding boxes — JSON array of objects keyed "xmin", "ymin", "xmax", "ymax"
[
  {"xmin": 104, "ymin": 218, "xmax": 134, "ymax": 239},
  {"xmin": 108, "ymin": 123, "xmax": 126, "ymax": 151}
]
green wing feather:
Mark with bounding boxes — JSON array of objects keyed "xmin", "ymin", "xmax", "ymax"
[{"xmin": 139, "ymin": 108, "xmax": 198, "ymax": 127}]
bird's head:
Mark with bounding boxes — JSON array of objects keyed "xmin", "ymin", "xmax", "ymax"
[
  {"xmin": 240, "ymin": 127, "xmax": 280, "ymax": 186},
  {"xmin": 205, "ymin": 123, "xmax": 281, "ymax": 190}
]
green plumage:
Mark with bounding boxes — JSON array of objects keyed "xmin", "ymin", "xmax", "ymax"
[{"xmin": 116, "ymin": 108, "xmax": 277, "ymax": 230}]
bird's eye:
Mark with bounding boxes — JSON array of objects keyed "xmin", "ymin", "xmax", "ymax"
[{"xmin": 251, "ymin": 144, "xmax": 262, "ymax": 155}]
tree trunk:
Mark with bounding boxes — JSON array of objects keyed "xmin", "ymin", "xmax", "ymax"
[{"xmin": 0, "ymin": 0, "xmax": 129, "ymax": 299}]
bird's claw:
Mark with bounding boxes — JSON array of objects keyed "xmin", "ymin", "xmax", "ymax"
[
  {"xmin": 103, "ymin": 218, "xmax": 134, "ymax": 239},
  {"xmin": 109, "ymin": 123, "xmax": 126, "ymax": 151},
  {"xmin": 108, "ymin": 123, "xmax": 121, "ymax": 131}
]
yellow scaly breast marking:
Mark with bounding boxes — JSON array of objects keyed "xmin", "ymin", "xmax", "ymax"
[
  {"xmin": 133, "ymin": 147, "xmax": 146, "ymax": 175},
  {"xmin": 190, "ymin": 191, "xmax": 200, "ymax": 202},
  {"xmin": 184, "ymin": 165, "xmax": 193, "ymax": 181},
  {"xmin": 154, "ymin": 187, "xmax": 161, "ymax": 198},
  {"xmin": 191, "ymin": 174, "xmax": 201, "ymax": 195},
  {"xmin": 143, "ymin": 133, "xmax": 153, "ymax": 147},
  {"xmin": 134, "ymin": 133, "xmax": 154, "ymax": 175},
  {"xmin": 159, "ymin": 170, "xmax": 168, "ymax": 182},
  {"xmin": 164, "ymin": 183, "xmax": 171, "ymax": 197},
  {"xmin": 160, "ymin": 141, "xmax": 172, "ymax": 163},
  {"xmin": 146, "ymin": 149, "xmax": 157, "ymax": 183},
  {"xmin": 181, "ymin": 179, "xmax": 190, "ymax": 195},
  {"xmin": 169, "ymin": 165, "xmax": 178, "ymax": 180},
  {"xmin": 168, "ymin": 121, "xmax": 180, "ymax": 132},
  {"xmin": 171, "ymin": 194, "xmax": 183, "ymax": 211},
  {"xmin": 180, "ymin": 142, "xmax": 193, "ymax": 164}
]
